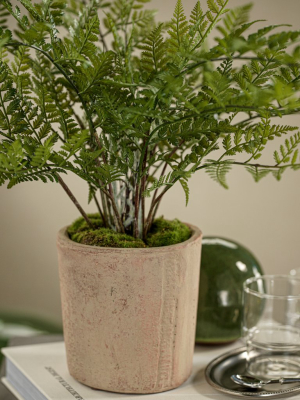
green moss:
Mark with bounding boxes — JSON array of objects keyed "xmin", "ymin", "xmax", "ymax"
[
  {"xmin": 67, "ymin": 213, "xmax": 103, "ymax": 236},
  {"xmin": 71, "ymin": 228, "xmax": 146, "ymax": 248},
  {"xmin": 146, "ymin": 217, "xmax": 191, "ymax": 247},
  {"xmin": 67, "ymin": 214, "xmax": 191, "ymax": 248},
  {"xmin": 67, "ymin": 214, "xmax": 144, "ymax": 248}
]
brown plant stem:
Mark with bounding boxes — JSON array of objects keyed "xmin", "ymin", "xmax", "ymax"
[
  {"xmin": 140, "ymin": 145, "xmax": 148, "ymax": 240},
  {"xmin": 99, "ymin": 189, "xmax": 109, "ymax": 228},
  {"xmin": 99, "ymin": 26, "xmax": 108, "ymax": 51},
  {"xmin": 95, "ymin": 154, "xmax": 123, "ymax": 232},
  {"xmin": 141, "ymin": 180, "xmax": 146, "ymax": 240},
  {"xmin": 149, "ymin": 200, "xmax": 161, "ymax": 228},
  {"xmin": 145, "ymin": 140, "xmax": 185, "ymax": 234},
  {"xmin": 136, "ymin": 137, "xmax": 149, "ymax": 239},
  {"xmin": 148, "ymin": 161, "xmax": 168, "ymax": 218},
  {"xmin": 133, "ymin": 182, "xmax": 140, "ymax": 239},
  {"xmin": 145, "ymin": 185, "xmax": 168, "ymax": 236},
  {"xmin": 99, "ymin": 185, "xmax": 125, "ymax": 234},
  {"xmin": 108, "ymin": 184, "xmax": 125, "ymax": 234},
  {"xmin": 93, "ymin": 193, "xmax": 106, "ymax": 227},
  {"xmin": 123, "ymin": 182, "xmax": 131, "ymax": 233},
  {"xmin": 57, "ymin": 175, "xmax": 94, "ymax": 229},
  {"xmin": 73, "ymin": 112, "xmax": 86, "ymax": 130}
]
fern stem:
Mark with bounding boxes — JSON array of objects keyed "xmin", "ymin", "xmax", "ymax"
[
  {"xmin": 180, "ymin": 56, "xmax": 269, "ymax": 77},
  {"xmin": 107, "ymin": 185, "xmax": 126, "ymax": 233},
  {"xmin": 233, "ymin": 107, "xmax": 300, "ymax": 127},
  {"xmin": 196, "ymin": 161, "xmax": 300, "ymax": 171},
  {"xmin": 191, "ymin": 0, "xmax": 229, "ymax": 52},
  {"xmin": 252, "ymin": 57, "xmax": 274, "ymax": 84},
  {"xmin": 133, "ymin": 182, "xmax": 140, "ymax": 239},
  {"xmin": 97, "ymin": 179, "xmax": 125, "ymax": 233},
  {"xmin": 146, "ymin": 161, "xmax": 168, "ymax": 231},
  {"xmin": 73, "ymin": 112, "xmax": 86, "ymax": 130},
  {"xmin": 57, "ymin": 175, "xmax": 94, "ymax": 229},
  {"xmin": 99, "ymin": 189, "xmax": 109, "ymax": 227},
  {"xmin": 145, "ymin": 186, "xmax": 167, "ymax": 237},
  {"xmin": 141, "ymin": 183, "xmax": 146, "ymax": 240},
  {"xmin": 102, "ymin": 16, "xmax": 151, "ymax": 38},
  {"xmin": 23, "ymin": 112, "xmax": 43, "ymax": 145},
  {"xmin": 138, "ymin": 136, "xmax": 149, "ymax": 238},
  {"xmin": 140, "ymin": 145, "xmax": 148, "ymax": 240},
  {"xmin": 149, "ymin": 197, "xmax": 161, "ymax": 228},
  {"xmin": 292, "ymin": 74, "xmax": 300, "ymax": 83},
  {"xmin": 99, "ymin": 26, "xmax": 108, "ymax": 51},
  {"xmin": 144, "ymin": 138, "xmax": 185, "ymax": 233},
  {"xmin": 0, "ymin": 131, "xmax": 13, "ymax": 141},
  {"xmin": 93, "ymin": 193, "xmax": 106, "ymax": 226},
  {"xmin": 146, "ymin": 161, "xmax": 196, "ymax": 233}
]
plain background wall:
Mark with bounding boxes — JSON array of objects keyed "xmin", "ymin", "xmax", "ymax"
[{"xmin": 0, "ymin": 0, "xmax": 300, "ymax": 325}]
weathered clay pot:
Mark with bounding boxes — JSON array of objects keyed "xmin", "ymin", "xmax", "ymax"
[{"xmin": 57, "ymin": 224, "xmax": 202, "ymax": 394}]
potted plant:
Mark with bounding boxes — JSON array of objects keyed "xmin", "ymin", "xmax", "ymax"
[{"xmin": 0, "ymin": 0, "xmax": 300, "ymax": 393}]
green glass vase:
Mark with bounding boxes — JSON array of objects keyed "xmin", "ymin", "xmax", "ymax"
[{"xmin": 196, "ymin": 237, "xmax": 264, "ymax": 344}]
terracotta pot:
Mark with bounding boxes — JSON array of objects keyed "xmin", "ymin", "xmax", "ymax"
[{"xmin": 57, "ymin": 224, "xmax": 202, "ymax": 394}]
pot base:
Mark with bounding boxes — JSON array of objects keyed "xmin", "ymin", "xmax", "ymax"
[{"xmin": 70, "ymin": 369, "xmax": 192, "ymax": 394}]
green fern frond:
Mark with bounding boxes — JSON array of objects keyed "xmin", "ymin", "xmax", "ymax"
[
  {"xmin": 245, "ymin": 165, "xmax": 271, "ymax": 182},
  {"xmin": 216, "ymin": 3, "xmax": 252, "ymax": 37},
  {"xmin": 77, "ymin": 51, "xmax": 115, "ymax": 94},
  {"xmin": 273, "ymin": 132, "xmax": 300, "ymax": 165},
  {"xmin": 143, "ymin": 171, "xmax": 174, "ymax": 197},
  {"xmin": 30, "ymin": 136, "xmax": 55, "ymax": 167},
  {"xmin": 207, "ymin": 0, "xmax": 220, "ymax": 14},
  {"xmin": 0, "ymin": 3, "xmax": 10, "ymax": 29},
  {"xmin": 18, "ymin": 0, "xmax": 43, "ymax": 22},
  {"xmin": 189, "ymin": 1, "xmax": 207, "ymax": 43},
  {"xmin": 205, "ymin": 160, "xmax": 232, "ymax": 188},
  {"xmin": 73, "ymin": 15, "xmax": 100, "ymax": 60},
  {"xmin": 141, "ymin": 24, "xmax": 167, "ymax": 76},
  {"xmin": 179, "ymin": 178, "xmax": 189, "ymax": 205},
  {"xmin": 5, "ymin": 167, "xmax": 64, "ymax": 188},
  {"xmin": 216, "ymin": 58, "xmax": 233, "ymax": 77},
  {"xmin": 167, "ymin": 0, "xmax": 189, "ymax": 54}
]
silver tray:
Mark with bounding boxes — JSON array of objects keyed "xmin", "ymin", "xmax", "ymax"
[{"xmin": 205, "ymin": 346, "xmax": 300, "ymax": 398}]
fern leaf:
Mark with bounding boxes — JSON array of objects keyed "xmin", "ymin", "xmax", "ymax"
[
  {"xmin": 205, "ymin": 161, "xmax": 232, "ymax": 188},
  {"xmin": 141, "ymin": 24, "xmax": 167, "ymax": 76},
  {"xmin": 292, "ymin": 149, "xmax": 299, "ymax": 165},
  {"xmin": 246, "ymin": 166, "xmax": 271, "ymax": 182},
  {"xmin": 18, "ymin": 0, "xmax": 43, "ymax": 22},
  {"xmin": 167, "ymin": 0, "xmax": 189, "ymax": 53},
  {"xmin": 74, "ymin": 15, "xmax": 100, "ymax": 60},
  {"xmin": 207, "ymin": 0, "xmax": 219, "ymax": 14},
  {"xmin": 79, "ymin": 51, "xmax": 115, "ymax": 94},
  {"xmin": 179, "ymin": 178, "xmax": 189, "ymax": 205}
]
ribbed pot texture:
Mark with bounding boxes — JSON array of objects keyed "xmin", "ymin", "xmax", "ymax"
[{"xmin": 57, "ymin": 224, "xmax": 202, "ymax": 394}]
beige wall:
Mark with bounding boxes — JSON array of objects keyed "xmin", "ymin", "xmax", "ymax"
[{"xmin": 0, "ymin": 0, "xmax": 300, "ymax": 325}]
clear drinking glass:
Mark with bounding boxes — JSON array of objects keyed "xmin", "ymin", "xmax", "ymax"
[{"xmin": 243, "ymin": 275, "xmax": 300, "ymax": 379}]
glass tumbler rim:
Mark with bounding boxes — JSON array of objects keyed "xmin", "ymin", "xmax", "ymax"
[{"xmin": 243, "ymin": 274, "xmax": 300, "ymax": 300}]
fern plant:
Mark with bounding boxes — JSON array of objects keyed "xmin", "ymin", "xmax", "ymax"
[{"xmin": 0, "ymin": 0, "xmax": 300, "ymax": 240}]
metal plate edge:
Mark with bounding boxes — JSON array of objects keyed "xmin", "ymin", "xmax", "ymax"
[{"xmin": 205, "ymin": 346, "xmax": 300, "ymax": 399}]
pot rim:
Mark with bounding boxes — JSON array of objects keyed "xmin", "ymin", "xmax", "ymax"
[{"xmin": 57, "ymin": 222, "xmax": 202, "ymax": 254}]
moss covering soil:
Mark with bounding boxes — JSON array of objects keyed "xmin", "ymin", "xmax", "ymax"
[{"xmin": 67, "ymin": 214, "xmax": 191, "ymax": 248}]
